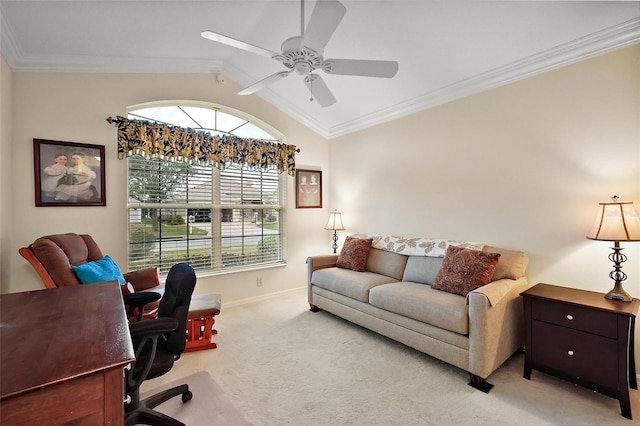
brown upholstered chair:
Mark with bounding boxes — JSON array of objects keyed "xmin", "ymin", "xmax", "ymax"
[{"xmin": 19, "ymin": 233, "xmax": 163, "ymax": 318}]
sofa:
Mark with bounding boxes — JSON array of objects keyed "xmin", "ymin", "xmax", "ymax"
[{"xmin": 306, "ymin": 234, "xmax": 530, "ymax": 391}]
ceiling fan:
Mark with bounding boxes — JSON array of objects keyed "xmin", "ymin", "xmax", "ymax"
[{"xmin": 201, "ymin": 0, "xmax": 398, "ymax": 107}]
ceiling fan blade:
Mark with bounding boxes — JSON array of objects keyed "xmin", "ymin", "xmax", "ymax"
[
  {"xmin": 304, "ymin": 74, "xmax": 336, "ymax": 107},
  {"xmin": 201, "ymin": 30, "xmax": 278, "ymax": 58},
  {"xmin": 238, "ymin": 71, "xmax": 292, "ymax": 96},
  {"xmin": 322, "ymin": 59, "xmax": 399, "ymax": 78},
  {"xmin": 301, "ymin": 0, "xmax": 346, "ymax": 53}
]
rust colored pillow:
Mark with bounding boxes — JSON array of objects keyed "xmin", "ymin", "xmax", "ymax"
[
  {"xmin": 432, "ymin": 245, "xmax": 501, "ymax": 296},
  {"xmin": 336, "ymin": 237, "xmax": 373, "ymax": 272}
]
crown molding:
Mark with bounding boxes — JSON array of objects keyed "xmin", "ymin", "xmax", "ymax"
[
  {"xmin": 0, "ymin": 9, "xmax": 21, "ymax": 69},
  {"xmin": 2, "ymin": 15, "xmax": 638, "ymax": 140},
  {"xmin": 325, "ymin": 17, "xmax": 640, "ymax": 139},
  {"xmin": 4, "ymin": 53, "xmax": 227, "ymax": 74}
]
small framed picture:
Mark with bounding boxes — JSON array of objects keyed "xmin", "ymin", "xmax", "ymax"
[
  {"xmin": 296, "ymin": 169, "xmax": 322, "ymax": 209},
  {"xmin": 33, "ymin": 139, "xmax": 106, "ymax": 207}
]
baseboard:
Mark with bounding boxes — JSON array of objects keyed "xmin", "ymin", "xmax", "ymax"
[{"xmin": 221, "ymin": 286, "xmax": 306, "ymax": 309}]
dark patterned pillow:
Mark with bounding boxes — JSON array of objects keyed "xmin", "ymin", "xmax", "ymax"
[
  {"xmin": 432, "ymin": 245, "xmax": 501, "ymax": 296},
  {"xmin": 336, "ymin": 237, "xmax": 373, "ymax": 272}
]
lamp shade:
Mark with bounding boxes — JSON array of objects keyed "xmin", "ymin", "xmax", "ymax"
[
  {"xmin": 325, "ymin": 211, "xmax": 345, "ymax": 231},
  {"xmin": 587, "ymin": 200, "xmax": 640, "ymax": 242}
]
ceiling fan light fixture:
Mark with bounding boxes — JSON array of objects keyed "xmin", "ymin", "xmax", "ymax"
[{"xmin": 294, "ymin": 62, "xmax": 312, "ymax": 75}]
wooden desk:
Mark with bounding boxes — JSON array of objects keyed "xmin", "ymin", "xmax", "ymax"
[{"xmin": 0, "ymin": 282, "xmax": 135, "ymax": 425}]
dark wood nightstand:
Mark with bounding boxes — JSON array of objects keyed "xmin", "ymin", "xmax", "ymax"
[{"xmin": 521, "ymin": 283, "xmax": 639, "ymax": 420}]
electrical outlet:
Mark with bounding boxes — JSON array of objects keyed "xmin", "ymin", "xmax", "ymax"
[{"xmin": 257, "ymin": 277, "xmax": 263, "ymax": 287}]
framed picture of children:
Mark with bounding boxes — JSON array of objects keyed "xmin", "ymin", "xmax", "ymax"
[
  {"xmin": 33, "ymin": 139, "xmax": 106, "ymax": 207},
  {"xmin": 296, "ymin": 169, "xmax": 322, "ymax": 208}
]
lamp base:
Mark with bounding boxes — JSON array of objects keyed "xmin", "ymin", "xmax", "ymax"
[
  {"xmin": 331, "ymin": 230, "xmax": 339, "ymax": 254},
  {"xmin": 604, "ymin": 282, "xmax": 633, "ymax": 302},
  {"xmin": 603, "ymin": 243, "xmax": 633, "ymax": 302}
]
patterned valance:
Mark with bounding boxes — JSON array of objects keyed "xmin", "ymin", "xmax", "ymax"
[{"xmin": 109, "ymin": 116, "xmax": 297, "ymax": 176}]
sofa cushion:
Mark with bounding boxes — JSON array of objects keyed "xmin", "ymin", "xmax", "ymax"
[
  {"xmin": 483, "ymin": 246, "xmax": 528, "ymax": 280},
  {"xmin": 365, "ymin": 248, "xmax": 408, "ymax": 280},
  {"xmin": 337, "ymin": 237, "xmax": 373, "ymax": 272},
  {"xmin": 432, "ymin": 246, "xmax": 501, "ymax": 297},
  {"xmin": 402, "ymin": 256, "xmax": 444, "ymax": 284},
  {"xmin": 312, "ymin": 267, "xmax": 398, "ymax": 303},
  {"xmin": 369, "ymin": 282, "xmax": 469, "ymax": 335}
]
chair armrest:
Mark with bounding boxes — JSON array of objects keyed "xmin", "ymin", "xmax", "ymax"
[
  {"xmin": 467, "ymin": 277, "xmax": 531, "ymax": 379},
  {"xmin": 129, "ymin": 317, "xmax": 179, "ymax": 340},
  {"xmin": 123, "ymin": 291, "xmax": 162, "ymax": 322},
  {"xmin": 124, "ymin": 267, "xmax": 160, "ymax": 291},
  {"xmin": 124, "ymin": 292, "xmax": 161, "ymax": 305}
]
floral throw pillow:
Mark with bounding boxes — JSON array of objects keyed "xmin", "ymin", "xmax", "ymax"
[
  {"xmin": 336, "ymin": 237, "xmax": 373, "ymax": 272},
  {"xmin": 432, "ymin": 245, "xmax": 501, "ymax": 297}
]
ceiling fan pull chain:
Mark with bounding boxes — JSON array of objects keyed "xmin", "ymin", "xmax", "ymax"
[{"xmin": 309, "ymin": 75, "xmax": 314, "ymax": 102}]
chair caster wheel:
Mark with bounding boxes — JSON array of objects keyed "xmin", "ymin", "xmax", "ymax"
[{"xmin": 182, "ymin": 390, "xmax": 193, "ymax": 403}]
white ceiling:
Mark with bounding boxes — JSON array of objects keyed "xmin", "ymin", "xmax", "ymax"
[{"xmin": 2, "ymin": 1, "xmax": 639, "ymax": 139}]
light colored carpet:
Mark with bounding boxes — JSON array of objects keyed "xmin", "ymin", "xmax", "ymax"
[
  {"xmin": 139, "ymin": 371, "xmax": 251, "ymax": 425},
  {"xmin": 142, "ymin": 288, "xmax": 640, "ymax": 425}
]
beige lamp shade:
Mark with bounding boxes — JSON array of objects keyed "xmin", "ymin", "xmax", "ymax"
[
  {"xmin": 587, "ymin": 201, "xmax": 640, "ymax": 242},
  {"xmin": 325, "ymin": 211, "xmax": 345, "ymax": 231}
]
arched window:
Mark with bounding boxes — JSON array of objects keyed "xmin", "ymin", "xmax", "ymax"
[{"xmin": 126, "ymin": 102, "xmax": 286, "ymax": 275}]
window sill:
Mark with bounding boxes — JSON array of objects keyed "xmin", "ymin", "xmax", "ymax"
[{"xmin": 161, "ymin": 261, "xmax": 287, "ymax": 280}]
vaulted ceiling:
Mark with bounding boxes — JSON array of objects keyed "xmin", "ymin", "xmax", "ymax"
[{"xmin": 2, "ymin": 1, "xmax": 639, "ymax": 138}]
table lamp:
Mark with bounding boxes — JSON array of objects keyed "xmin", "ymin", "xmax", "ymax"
[
  {"xmin": 325, "ymin": 210, "xmax": 345, "ymax": 254},
  {"xmin": 586, "ymin": 196, "xmax": 640, "ymax": 302}
]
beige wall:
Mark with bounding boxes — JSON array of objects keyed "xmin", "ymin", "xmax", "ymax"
[
  {"xmin": 4, "ymin": 46, "xmax": 639, "ymax": 299},
  {"xmin": 329, "ymin": 45, "xmax": 640, "ymax": 296},
  {"xmin": 328, "ymin": 45, "xmax": 640, "ymax": 360},
  {"xmin": 1, "ymin": 55, "xmax": 13, "ymax": 293},
  {"xmin": 2, "ymin": 44, "xmax": 640, "ymax": 370},
  {"xmin": 7, "ymin": 71, "xmax": 330, "ymax": 300}
]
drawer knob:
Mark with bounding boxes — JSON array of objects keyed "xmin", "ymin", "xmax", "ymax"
[
  {"xmin": 566, "ymin": 314, "xmax": 574, "ymax": 320},
  {"xmin": 568, "ymin": 350, "xmax": 574, "ymax": 356}
]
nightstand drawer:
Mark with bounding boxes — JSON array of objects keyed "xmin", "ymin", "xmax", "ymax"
[
  {"xmin": 531, "ymin": 320, "xmax": 618, "ymax": 389},
  {"xmin": 531, "ymin": 298, "xmax": 617, "ymax": 338}
]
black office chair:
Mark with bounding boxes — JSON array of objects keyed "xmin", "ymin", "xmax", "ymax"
[{"xmin": 124, "ymin": 263, "xmax": 197, "ymax": 426}]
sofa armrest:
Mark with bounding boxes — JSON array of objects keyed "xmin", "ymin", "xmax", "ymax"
[
  {"xmin": 306, "ymin": 255, "xmax": 338, "ymax": 283},
  {"xmin": 306, "ymin": 255, "xmax": 339, "ymax": 306},
  {"xmin": 467, "ymin": 277, "xmax": 532, "ymax": 379},
  {"xmin": 307, "ymin": 254, "xmax": 339, "ymax": 267},
  {"xmin": 123, "ymin": 267, "xmax": 160, "ymax": 291},
  {"xmin": 467, "ymin": 277, "xmax": 519, "ymax": 307}
]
